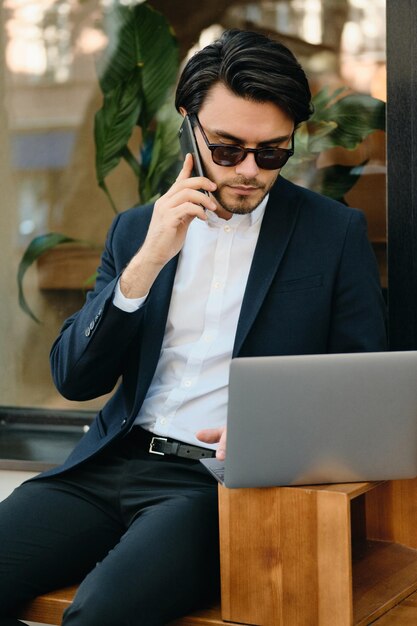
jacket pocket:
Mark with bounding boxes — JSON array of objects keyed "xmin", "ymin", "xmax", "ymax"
[{"xmin": 274, "ymin": 274, "xmax": 323, "ymax": 293}]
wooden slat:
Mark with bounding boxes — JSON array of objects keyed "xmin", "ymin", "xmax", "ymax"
[
  {"xmin": 303, "ymin": 481, "xmax": 382, "ymax": 498},
  {"xmin": 168, "ymin": 605, "xmax": 238, "ymax": 625},
  {"xmin": 18, "ymin": 583, "xmax": 417, "ymax": 626},
  {"xmin": 19, "ymin": 585, "xmax": 77, "ymax": 624},
  {"xmin": 373, "ymin": 590, "xmax": 417, "ymax": 624},
  {"xmin": 219, "ymin": 485, "xmax": 284, "ymax": 625},
  {"xmin": 353, "ymin": 541, "xmax": 417, "ymax": 624},
  {"xmin": 19, "ymin": 587, "xmax": 236, "ymax": 626},
  {"xmin": 366, "ymin": 478, "xmax": 417, "ymax": 548},
  {"xmin": 315, "ymin": 489, "xmax": 352, "ymax": 625},
  {"xmin": 218, "ymin": 484, "xmax": 354, "ymax": 625}
]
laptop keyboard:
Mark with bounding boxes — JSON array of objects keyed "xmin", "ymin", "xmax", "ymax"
[{"xmin": 212, "ymin": 465, "xmax": 225, "ymax": 483}]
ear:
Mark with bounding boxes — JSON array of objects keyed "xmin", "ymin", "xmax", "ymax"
[{"xmin": 179, "ymin": 106, "xmax": 187, "ymax": 117}]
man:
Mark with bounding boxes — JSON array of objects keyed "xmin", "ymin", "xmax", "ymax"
[{"xmin": 0, "ymin": 29, "xmax": 386, "ymax": 626}]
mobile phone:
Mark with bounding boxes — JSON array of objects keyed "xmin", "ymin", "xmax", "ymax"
[{"xmin": 178, "ymin": 115, "xmax": 209, "ymax": 197}]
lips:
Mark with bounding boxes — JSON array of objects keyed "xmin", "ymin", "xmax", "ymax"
[{"xmin": 228, "ymin": 185, "xmax": 260, "ymax": 195}]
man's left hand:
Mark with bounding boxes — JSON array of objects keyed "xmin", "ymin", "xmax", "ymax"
[{"xmin": 196, "ymin": 426, "xmax": 227, "ymax": 461}]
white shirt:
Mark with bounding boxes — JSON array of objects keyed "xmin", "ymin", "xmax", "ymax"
[{"xmin": 113, "ymin": 196, "xmax": 268, "ymax": 447}]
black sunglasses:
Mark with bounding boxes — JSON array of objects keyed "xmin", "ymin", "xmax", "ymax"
[{"xmin": 192, "ymin": 114, "xmax": 294, "ymax": 171}]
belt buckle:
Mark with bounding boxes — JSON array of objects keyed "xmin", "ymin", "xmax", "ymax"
[{"xmin": 149, "ymin": 436, "xmax": 167, "ymax": 455}]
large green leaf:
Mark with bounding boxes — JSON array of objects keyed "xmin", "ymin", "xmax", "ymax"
[
  {"xmin": 94, "ymin": 2, "xmax": 178, "ymax": 208},
  {"xmin": 141, "ymin": 103, "xmax": 182, "ymax": 201},
  {"xmin": 327, "ymin": 95, "xmax": 384, "ymax": 150},
  {"xmin": 17, "ymin": 233, "xmax": 91, "ymax": 323},
  {"xmin": 296, "ymin": 119, "xmax": 338, "ymax": 155},
  {"xmin": 310, "ymin": 86, "xmax": 346, "ymax": 112},
  {"xmin": 98, "ymin": 3, "xmax": 178, "ymax": 130},
  {"xmin": 312, "ymin": 90, "xmax": 386, "ymax": 151},
  {"xmin": 284, "ymin": 87, "xmax": 385, "ymax": 200},
  {"xmin": 94, "ymin": 67, "xmax": 143, "ymax": 197},
  {"xmin": 311, "ymin": 163, "xmax": 365, "ymax": 201}
]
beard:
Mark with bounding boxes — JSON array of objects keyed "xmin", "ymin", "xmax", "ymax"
[{"xmin": 211, "ymin": 174, "xmax": 278, "ymax": 215}]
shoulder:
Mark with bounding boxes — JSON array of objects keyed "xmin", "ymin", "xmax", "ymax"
[
  {"xmin": 274, "ymin": 176, "xmax": 365, "ymax": 227},
  {"xmin": 104, "ymin": 202, "xmax": 155, "ymax": 266},
  {"xmin": 107, "ymin": 202, "xmax": 155, "ymax": 242},
  {"xmin": 113, "ymin": 202, "xmax": 154, "ymax": 229}
]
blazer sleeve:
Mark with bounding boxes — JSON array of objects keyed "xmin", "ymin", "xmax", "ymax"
[
  {"xmin": 50, "ymin": 213, "xmax": 147, "ymax": 401},
  {"xmin": 327, "ymin": 210, "xmax": 387, "ymax": 353}
]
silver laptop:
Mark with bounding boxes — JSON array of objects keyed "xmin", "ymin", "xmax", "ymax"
[{"xmin": 200, "ymin": 351, "xmax": 417, "ymax": 488}]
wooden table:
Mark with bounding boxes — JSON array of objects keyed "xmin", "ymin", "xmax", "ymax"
[{"xmin": 219, "ymin": 479, "xmax": 417, "ymax": 625}]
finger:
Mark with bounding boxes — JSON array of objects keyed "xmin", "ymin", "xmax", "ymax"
[
  {"xmin": 171, "ymin": 202, "xmax": 208, "ymax": 224},
  {"xmin": 168, "ymin": 177, "xmax": 217, "ymax": 202},
  {"xmin": 176, "ymin": 153, "xmax": 194, "ymax": 182},
  {"xmin": 168, "ymin": 188, "xmax": 217, "ymax": 212},
  {"xmin": 196, "ymin": 427, "xmax": 224, "ymax": 444},
  {"xmin": 163, "ymin": 176, "xmax": 216, "ymax": 205},
  {"xmin": 184, "ymin": 175, "xmax": 217, "ymax": 193},
  {"xmin": 216, "ymin": 447, "xmax": 226, "ymax": 461},
  {"xmin": 216, "ymin": 430, "xmax": 227, "ymax": 461}
]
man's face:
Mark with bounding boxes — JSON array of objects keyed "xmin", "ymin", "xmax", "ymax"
[{"xmin": 190, "ymin": 82, "xmax": 294, "ymax": 220}]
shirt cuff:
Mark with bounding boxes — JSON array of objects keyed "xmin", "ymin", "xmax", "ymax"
[{"xmin": 113, "ymin": 279, "xmax": 148, "ymax": 312}]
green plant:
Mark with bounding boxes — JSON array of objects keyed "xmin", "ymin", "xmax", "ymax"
[
  {"xmin": 283, "ymin": 87, "xmax": 386, "ymax": 201},
  {"xmin": 18, "ymin": 1, "xmax": 181, "ymax": 322},
  {"xmin": 94, "ymin": 2, "xmax": 180, "ymax": 210}
]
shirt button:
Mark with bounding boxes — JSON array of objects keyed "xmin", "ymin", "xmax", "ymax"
[
  {"xmin": 214, "ymin": 282, "xmax": 221, "ymax": 289},
  {"xmin": 184, "ymin": 380, "xmax": 192, "ymax": 387},
  {"xmin": 224, "ymin": 225, "xmax": 231, "ymax": 232},
  {"xmin": 84, "ymin": 327, "xmax": 91, "ymax": 337},
  {"xmin": 160, "ymin": 417, "xmax": 167, "ymax": 425}
]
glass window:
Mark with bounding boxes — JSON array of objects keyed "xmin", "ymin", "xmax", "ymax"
[{"xmin": 1, "ymin": 0, "xmax": 139, "ymax": 414}]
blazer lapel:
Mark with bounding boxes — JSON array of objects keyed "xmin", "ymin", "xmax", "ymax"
[{"xmin": 232, "ymin": 177, "xmax": 301, "ymax": 356}]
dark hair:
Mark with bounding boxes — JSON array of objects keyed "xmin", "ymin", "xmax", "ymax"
[{"xmin": 175, "ymin": 29, "xmax": 313, "ymax": 127}]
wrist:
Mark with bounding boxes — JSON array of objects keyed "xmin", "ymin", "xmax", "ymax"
[{"xmin": 120, "ymin": 249, "xmax": 163, "ymax": 298}]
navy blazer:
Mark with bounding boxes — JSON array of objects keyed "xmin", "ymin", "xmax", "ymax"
[{"xmin": 43, "ymin": 176, "xmax": 387, "ymax": 478}]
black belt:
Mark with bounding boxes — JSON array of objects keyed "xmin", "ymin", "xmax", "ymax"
[{"xmin": 131, "ymin": 427, "xmax": 216, "ymax": 461}]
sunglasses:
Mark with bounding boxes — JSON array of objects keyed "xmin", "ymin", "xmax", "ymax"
[{"xmin": 192, "ymin": 114, "xmax": 294, "ymax": 171}]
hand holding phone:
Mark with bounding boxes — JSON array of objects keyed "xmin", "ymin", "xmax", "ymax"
[{"xmin": 178, "ymin": 115, "xmax": 210, "ymax": 197}]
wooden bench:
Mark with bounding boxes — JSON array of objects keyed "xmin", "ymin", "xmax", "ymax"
[
  {"xmin": 18, "ymin": 586, "xmax": 231, "ymax": 625},
  {"xmin": 18, "ymin": 479, "xmax": 417, "ymax": 625}
]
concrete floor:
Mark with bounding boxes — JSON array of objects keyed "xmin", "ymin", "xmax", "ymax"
[{"xmin": 0, "ymin": 469, "xmax": 37, "ymax": 500}]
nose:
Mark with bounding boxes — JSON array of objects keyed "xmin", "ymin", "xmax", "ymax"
[{"xmin": 235, "ymin": 152, "xmax": 259, "ymax": 178}]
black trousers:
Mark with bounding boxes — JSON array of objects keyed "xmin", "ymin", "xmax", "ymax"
[{"xmin": 0, "ymin": 429, "xmax": 220, "ymax": 626}]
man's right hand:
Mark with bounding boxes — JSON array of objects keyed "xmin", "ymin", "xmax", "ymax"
[{"xmin": 120, "ymin": 154, "xmax": 217, "ymax": 299}]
